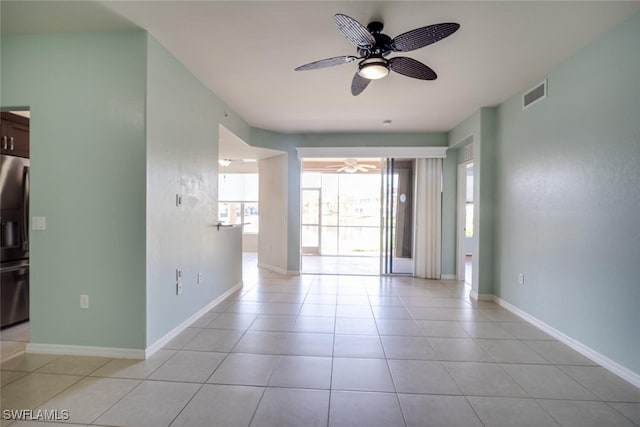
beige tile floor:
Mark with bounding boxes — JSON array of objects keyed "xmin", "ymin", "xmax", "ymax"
[
  {"xmin": 0, "ymin": 322, "xmax": 29, "ymax": 363},
  {"xmin": 301, "ymin": 255, "xmax": 414, "ymax": 276},
  {"xmin": 1, "ymin": 261, "xmax": 640, "ymax": 427}
]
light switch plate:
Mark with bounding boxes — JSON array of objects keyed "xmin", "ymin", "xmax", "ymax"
[
  {"xmin": 80, "ymin": 294, "xmax": 89, "ymax": 309},
  {"xmin": 32, "ymin": 216, "xmax": 46, "ymax": 230}
]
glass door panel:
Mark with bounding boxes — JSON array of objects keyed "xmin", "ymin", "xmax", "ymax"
[
  {"xmin": 302, "ymin": 225, "xmax": 320, "ymax": 248},
  {"xmin": 302, "ymin": 189, "xmax": 320, "ymax": 224},
  {"xmin": 301, "ymin": 164, "xmax": 383, "ymax": 275},
  {"xmin": 302, "ymin": 189, "xmax": 321, "ymax": 254},
  {"xmin": 381, "ymin": 158, "xmax": 414, "ymax": 275},
  {"xmin": 321, "ymin": 174, "xmax": 338, "ymax": 226},
  {"xmin": 320, "ymin": 226, "xmax": 338, "ymax": 255},
  {"xmin": 338, "ymin": 226, "xmax": 380, "ymax": 256}
]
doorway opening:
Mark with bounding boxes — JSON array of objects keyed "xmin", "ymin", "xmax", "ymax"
[
  {"xmin": 0, "ymin": 109, "xmax": 31, "ymax": 361},
  {"xmin": 217, "ymin": 124, "xmax": 283, "ymax": 277},
  {"xmin": 301, "ymin": 158, "xmax": 382, "ymax": 275},
  {"xmin": 300, "ymin": 157, "xmax": 415, "ymax": 276},
  {"xmin": 457, "ymin": 161, "xmax": 474, "ymax": 285}
]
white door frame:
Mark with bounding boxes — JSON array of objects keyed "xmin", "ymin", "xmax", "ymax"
[
  {"xmin": 301, "ymin": 188, "xmax": 321, "ymax": 255},
  {"xmin": 456, "ymin": 160, "xmax": 473, "ymax": 282}
]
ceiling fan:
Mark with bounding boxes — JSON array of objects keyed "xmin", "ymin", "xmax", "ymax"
[
  {"xmin": 295, "ymin": 14, "xmax": 460, "ymax": 95},
  {"xmin": 327, "ymin": 158, "xmax": 377, "ymax": 173}
]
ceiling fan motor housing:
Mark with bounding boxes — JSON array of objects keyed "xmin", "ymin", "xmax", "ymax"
[
  {"xmin": 367, "ymin": 21, "xmax": 384, "ymax": 33},
  {"xmin": 358, "ymin": 23, "xmax": 394, "ymax": 57}
]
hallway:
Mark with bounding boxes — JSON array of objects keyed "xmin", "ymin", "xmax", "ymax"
[{"xmin": 2, "ymin": 265, "xmax": 640, "ymax": 426}]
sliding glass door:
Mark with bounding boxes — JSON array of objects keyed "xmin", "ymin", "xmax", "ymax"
[
  {"xmin": 301, "ymin": 166, "xmax": 381, "ymax": 275},
  {"xmin": 381, "ymin": 158, "xmax": 415, "ymax": 275}
]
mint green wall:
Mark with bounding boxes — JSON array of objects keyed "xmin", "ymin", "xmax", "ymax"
[
  {"xmin": 1, "ymin": 32, "xmax": 148, "ymax": 348},
  {"xmin": 448, "ymin": 109, "xmax": 496, "ymax": 295},
  {"xmin": 145, "ymin": 35, "xmax": 247, "ymax": 345},
  {"xmin": 0, "ymin": 31, "xmax": 250, "ymax": 351},
  {"xmin": 449, "ymin": 111, "xmax": 480, "ymax": 149},
  {"xmin": 477, "ymin": 108, "xmax": 496, "ymax": 295},
  {"xmin": 494, "ymin": 12, "xmax": 640, "ymax": 373},
  {"xmin": 296, "ymin": 132, "xmax": 447, "ymax": 148}
]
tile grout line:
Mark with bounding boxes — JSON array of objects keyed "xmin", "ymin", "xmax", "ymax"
[{"xmin": 6, "ymin": 270, "xmax": 640, "ymax": 426}]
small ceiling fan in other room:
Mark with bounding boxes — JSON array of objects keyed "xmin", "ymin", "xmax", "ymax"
[
  {"xmin": 295, "ymin": 13, "xmax": 460, "ymax": 95},
  {"xmin": 326, "ymin": 158, "xmax": 377, "ymax": 173}
]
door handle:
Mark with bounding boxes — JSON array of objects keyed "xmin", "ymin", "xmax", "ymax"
[
  {"xmin": 2, "ymin": 136, "xmax": 6, "ymax": 150},
  {"xmin": 22, "ymin": 166, "xmax": 29, "ymax": 251},
  {"xmin": 10, "ymin": 137, "xmax": 14, "ymax": 151}
]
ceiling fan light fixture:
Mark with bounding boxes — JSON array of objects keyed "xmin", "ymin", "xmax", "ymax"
[
  {"xmin": 218, "ymin": 159, "xmax": 231, "ymax": 167},
  {"xmin": 358, "ymin": 58, "xmax": 389, "ymax": 80},
  {"xmin": 343, "ymin": 165, "xmax": 358, "ymax": 173}
]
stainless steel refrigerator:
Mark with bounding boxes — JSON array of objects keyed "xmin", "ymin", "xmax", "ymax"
[{"xmin": 1, "ymin": 154, "xmax": 29, "ymax": 328}]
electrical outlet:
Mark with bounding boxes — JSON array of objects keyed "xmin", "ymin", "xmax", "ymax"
[
  {"xmin": 80, "ymin": 294, "xmax": 89, "ymax": 309},
  {"xmin": 197, "ymin": 273, "xmax": 203, "ymax": 284},
  {"xmin": 176, "ymin": 269, "xmax": 184, "ymax": 295},
  {"xmin": 518, "ymin": 273, "xmax": 525, "ymax": 285},
  {"xmin": 32, "ymin": 216, "xmax": 47, "ymax": 230}
]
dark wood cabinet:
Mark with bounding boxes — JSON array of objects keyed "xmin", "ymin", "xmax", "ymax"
[{"xmin": 1, "ymin": 112, "xmax": 30, "ymax": 158}]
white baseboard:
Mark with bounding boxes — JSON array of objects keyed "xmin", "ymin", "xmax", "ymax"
[
  {"xmin": 469, "ymin": 289, "xmax": 494, "ymax": 302},
  {"xmin": 441, "ymin": 274, "xmax": 457, "ymax": 280},
  {"xmin": 258, "ymin": 262, "xmax": 288, "ymax": 275},
  {"xmin": 494, "ymin": 296, "xmax": 640, "ymax": 389},
  {"xmin": 26, "ymin": 343, "xmax": 145, "ymax": 359},
  {"xmin": 26, "ymin": 282, "xmax": 243, "ymax": 360},
  {"xmin": 144, "ymin": 281, "xmax": 243, "ymax": 358}
]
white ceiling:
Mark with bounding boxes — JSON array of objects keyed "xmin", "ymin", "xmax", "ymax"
[
  {"xmin": 218, "ymin": 124, "xmax": 282, "ymax": 160},
  {"xmin": 3, "ymin": 1, "xmax": 640, "ymax": 136},
  {"xmin": 100, "ymin": 1, "xmax": 640, "ymax": 134}
]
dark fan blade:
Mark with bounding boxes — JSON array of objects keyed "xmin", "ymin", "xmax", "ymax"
[
  {"xmin": 295, "ymin": 56, "xmax": 358, "ymax": 71},
  {"xmin": 389, "ymin": 57, "xmax": 437, "ymax": 80},
  {"xmin": 392, "ymin": 23, "xmax": 460, "ymax": 52},
  {"xmin": 334, "ymin": 14, "xmax": 375, "ymax": 49},
  {"xmin": 351, "ymin": 72, "xmax": 370, "ymax": 96}
]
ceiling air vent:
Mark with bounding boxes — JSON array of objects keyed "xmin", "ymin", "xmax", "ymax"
[{"xmin": 523, "ymin": 80, "xmax": 547, "ymax": 110}]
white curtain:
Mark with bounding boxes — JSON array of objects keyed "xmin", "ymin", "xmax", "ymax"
[{"xmin": 414, "ymin": 158, "xmax": 442, "ymax": 279}]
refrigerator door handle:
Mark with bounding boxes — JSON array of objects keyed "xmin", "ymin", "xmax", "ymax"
[
  {"xmin": 10, "ymin": 137, "xmax": 15, "ymax": 151},
  {"xmin": 2, "ymin": 136, "xmax": 6, "ymax": 150},
  {"xmin": 22, "ymin": 165, "xmax": 29, "ymax": 251},
  {"xmin": 0, "ymin": 264, "xmax": 28, "ymax": 274}
]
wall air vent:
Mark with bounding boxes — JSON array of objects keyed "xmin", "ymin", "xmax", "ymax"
[{"xmin": 523, "ymin": 80, "xmax": 547, "ymax": 110}]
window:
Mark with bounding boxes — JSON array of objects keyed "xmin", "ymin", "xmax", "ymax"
[
  {"xmin": 465, "ymin": 203, "xmax": 474, "ymax": 237},
  {"xmin": 218, "ymin": 173, "xmax": 259, "ymax": 233},
  {"xmin": 302, "ymin": 171, "xmax": 381, "ymax": 256}
]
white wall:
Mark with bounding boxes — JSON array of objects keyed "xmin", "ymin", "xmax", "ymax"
[
  {"xmin": 243, "ymin": 233, "xmax": 258, "ymax": 252},
  {"xmin": 258, "ymin": 154, "xmax": 288, "ymax": 273}
]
